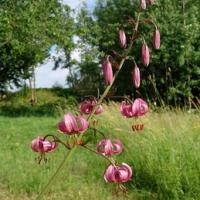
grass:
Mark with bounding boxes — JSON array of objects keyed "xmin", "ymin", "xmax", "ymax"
[{"xmin": 0, "ymin": 103, "xmax": 199, "ymax": 200}]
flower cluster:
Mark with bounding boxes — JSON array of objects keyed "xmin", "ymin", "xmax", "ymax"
[{"xmin": 31, "ymin": 0, "xmax": 160, "ymax": 196}]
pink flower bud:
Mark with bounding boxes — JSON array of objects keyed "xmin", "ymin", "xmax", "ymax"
[
  {"xmin": 141, "ymin": 43, "xmax": 150, "ymax": 67},
  {"xmin": 153, "ymin": 29, "xmax": 160, "ymax": 50},
  {"xmin": 102, "ymin": 56, "xmax": 113, "ymax": 85},
  {"xmin": 140, "ymin": 0, "xmax": 146, "ymax": 10},
  {"xmin": 133, "ymin": 62, "xmax": 140, "ymax": 88},
  {"xmin": 118, "ymin": 30, "xmax": 127, "ymax": 48},
  {"xmin": 120, "ymin": 98, "xmax": 148, "ymax": 118},
  {"xmin": 58, "ymin": 113, "xmax": 88, "ymax": 135},
  {"xmin": 97, "ymin": 139, "xmax": 123, "ymax": 156},
  {"xmin": 31, "ymin": 137, "xmax": 57, "ymax": 153},
  {"xmin": 79, "ymin": 99, "xmax": 104, "ymax": 115},
  {"xmin": 104, "ymin": 163, "xmax": 133, "ymax": 183}
]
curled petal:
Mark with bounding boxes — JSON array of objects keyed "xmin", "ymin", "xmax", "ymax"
[
  {"xmin": 75, "ymin": 115, "xmax": 89, "ymax": 133},
  {"xmin": 104, "ymin": 164, "xmax": 116, "ymax": 182},
  {"xmin": 112, "ymin": 140, "xmax": 123, "ymax": 155}
]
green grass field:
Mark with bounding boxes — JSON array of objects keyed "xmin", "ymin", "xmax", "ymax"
[{"xmin": 0, "ymin": 103, "xmax": 199, "ymax": 200}]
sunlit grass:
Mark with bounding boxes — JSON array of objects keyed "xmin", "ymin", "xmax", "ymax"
[{"xmin": 0, "ymin": 104, "xmax": 199, "ymax": 200}]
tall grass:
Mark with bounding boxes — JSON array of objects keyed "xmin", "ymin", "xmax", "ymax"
[{"xmin": 0, "ymin": 104, "xmax": 199, "ymax": 199}]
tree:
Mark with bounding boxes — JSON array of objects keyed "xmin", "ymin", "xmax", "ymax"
[
  {"xmin": 75, "ymin": 0, "xmax": 200, "ymax": 105},
  {"xmin": 0, "ymin": 0, "xmax": 74, "ymax": 90}
]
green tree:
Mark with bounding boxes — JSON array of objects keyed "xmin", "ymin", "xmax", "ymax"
[
  {"xmin": 0, "ymin": 0, "xmax": 74, "ymax": 90},
  {"xmin": 75, "ymin": 0, "xmax": 200, "ymax": 106}
]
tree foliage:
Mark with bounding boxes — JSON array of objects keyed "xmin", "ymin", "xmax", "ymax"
[
  {"xmin": 0, "ymin": 0, "xmax": 74, "ymax": 90},
  {"xmin": 75, "ymin": 0, "xmax": 200, "ymax": 105}
]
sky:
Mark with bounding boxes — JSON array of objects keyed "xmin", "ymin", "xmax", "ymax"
[{"xmin": 35, "ymin": 0, "xmax": 96, "ymax": 88}]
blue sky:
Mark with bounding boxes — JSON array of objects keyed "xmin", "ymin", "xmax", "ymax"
[{"xmin": 35, "ymin": 0, "xmax": 96, "ymax": 88}]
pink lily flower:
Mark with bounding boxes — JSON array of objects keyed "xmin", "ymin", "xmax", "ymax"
[
  {"xmin": 102, "ymin": 56, "xmax": 113, "ymax": 85},
  {"xmin": 58, "ymin": 113, "xmax": 88, "ymax": 135},
  {"xmin": 104, "ymin": 163, "xmax": 133, "ymax": 183},
  {"xmin": 132, "ymin": 98, "xmax": 148, "ymax": 117},
  {"xmin": 141, "ymin": 43, "xmax": 150, "ymax": 67},
  {"xmin": 120, "ymin": 98, "xmax": 148, "ymax": 118},
  {"xmin": 97, "ymin": 139, "xmax": 123, "ymax": 156},
  {"xmin": 31, "ymin": 137, "xmax": 57, "ymax": 153},
  {"xmin": 140, "ymin": 0, "xmax": 146, "ymax": 10},
  {"xmin": 133, "ymin": 62, "xmax": 140, "ymax": 88},
  {"xmin": 118, "ymin": 30, "xmax": 127, "ymax": 48},
  {"xmin": 79, "ymin": 99, "xmax": 104, "ymax": 115},
  {"xmin": 153, "ymin": 29, "xmax": 160, "ymax": 50}
]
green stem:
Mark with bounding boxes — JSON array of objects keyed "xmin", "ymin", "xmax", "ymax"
[
  {"xmin": 36, "ymin": 11, "xmax": 141, "ymax": 200},
  {"xmin": 36, "ymin": 146, "xmax": 77, "ymax": 200}
]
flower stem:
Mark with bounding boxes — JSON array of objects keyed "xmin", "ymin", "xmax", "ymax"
[{"xmin": 36, "ymin": 146, "xmax": 77, "ymax": 200}]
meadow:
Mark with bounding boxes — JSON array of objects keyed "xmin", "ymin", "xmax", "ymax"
[{"xmin": 0, "ymin": 97, "xmax": 199, "ymax": 200}]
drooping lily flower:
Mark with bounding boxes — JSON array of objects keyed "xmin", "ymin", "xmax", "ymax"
[
  {"xmin": 102, "ymin": 56, "xmax": 113, "ymax": 85},
  {"xmin": 120, "ymin": 98, "xmax": 148, "ymax": 118},
  {"xmin": 79, "ymin": 99, "xmax": 104, "ymax": 115},
  {"xmin": 118, "ymin": 30, "xmax": 127, "ymax": 48},
  {"xmin": 132, "ymin": 98, "xmax": 148, "ymax": 117},
  {"xmin": 153, "ymin": 29, "xmax": 160, "ymax": 50},
  {"xmin": 141, "ymin": 43, "xmax": 150, "ymax": 67},
  {"xmin": 133, "ymin": 62, "xmax": 140, "ymax": 88},
  {"xmin": 58, "ymin": 113, "xmax": 88, "ymax": 135},
  {"xmin": 104, "ymin": 163, "xmax": 133, "ymax": 183},
  {"xmin": 97, "ymin": 139, "xmax": 123, "ymax": 156},
  {"xmin": 31, "ymin": 137, "xmax": 57, "ymax": 153},
  {"xmin": 140, "ymin": 0, "xmax": 146, "ymax": 10}
]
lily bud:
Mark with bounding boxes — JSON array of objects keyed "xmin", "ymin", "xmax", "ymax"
[
  {"xmin": 153, "ymin": 29, "xmax": 160, "ymax": 50},
  {"xmin": 140, "ymin": 0, "xmax": 146, "ymax": 10},
  {"xmin": 102, "ymin": 56, "xmax": 113, "ymax": 85},
  {"xmin": 133, "ymin": 62, "xmax": 140, "ymax": 88},
  {"xmin": 118, "ymin": 30, "xmax": 127, "ymax": 48},
  {"xmin": 141, "ymin": 43, "xmax": 150, "ymax": 67}
]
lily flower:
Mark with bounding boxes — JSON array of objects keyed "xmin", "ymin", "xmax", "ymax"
[
  {"xmin": 31, "ymin": 137, "xmax": 57, "ymax": 153},
  {"xmin": 120, "ymin": 98, "xmax": 148, "ymax": 118},
  {"xmin": 79, "ymin": 99, "xmax": 104, "ymax": 115},
  {"xmin": 104, "ymin": 163, "xmax": 133, "ymax": 183},
  {"xmin": 58, "ymin": 113, "xmax": 88, "ymax": 135},
  {"xmin": 97, "ymin": 139, "xmax": 123, "ymax": 156}
]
